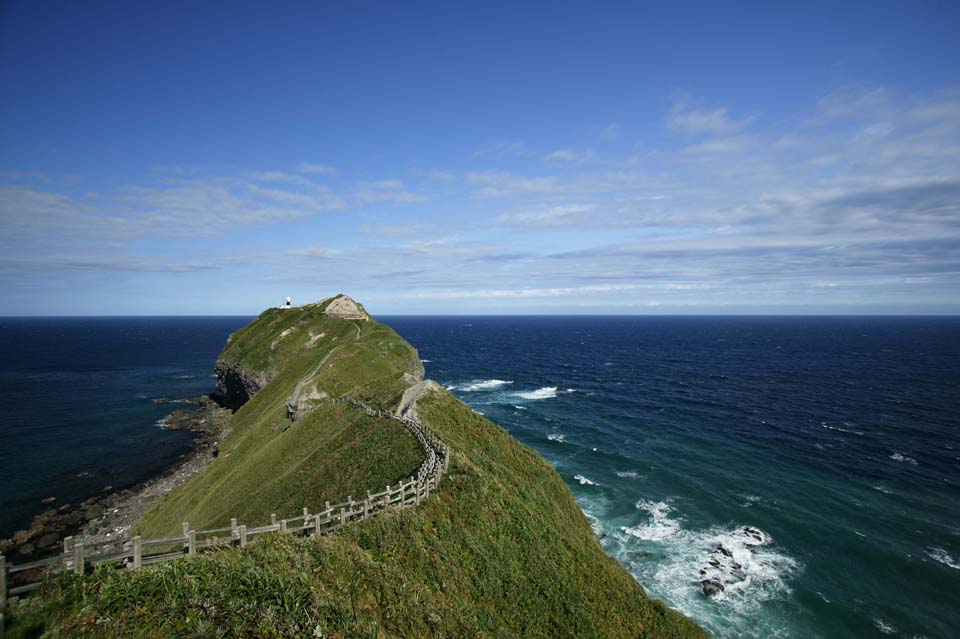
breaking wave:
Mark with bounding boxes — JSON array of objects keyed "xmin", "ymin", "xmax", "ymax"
[
  {"xmin": 607, "ymin": 499, "xmax": 799, "ymax": 639},
  {"xmin": 574, "ymin": 474, "xmax": 597, "ymax": 486},
  {"xmin": 455, "ymin": 379, "xmax": 513, "ymax": 392},
  {"xmin": 516, "ymin": 386, "xmax": 558, "ymax": 400},
  {"xmin": 890, "ymin": 452, "xmax": 918, "ymax": 465},
  {"xmin": 926, "ymin": 546, "xmax": 960, "ymax": 569}
]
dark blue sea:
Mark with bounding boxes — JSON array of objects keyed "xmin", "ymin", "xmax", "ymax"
[{"xmin": 2, "ymin": 316, "xmax": 959, "ymax": 638}]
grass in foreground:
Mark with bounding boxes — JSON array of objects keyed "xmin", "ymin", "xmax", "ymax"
[{"xmin": 8, "ymin": 389, "xmax": 706, "ymax": 638}]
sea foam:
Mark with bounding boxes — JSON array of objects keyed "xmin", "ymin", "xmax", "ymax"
[
  {"xmin": 516, "ymin": 387, "xmax": 558, "ymax": 400},
  {"xmin": 457, "ymin": 379, "xmax": 513, "ymax": 392},
  {"xmin": 609, "ymin": 499, "xmax": 798, "ymax": 639},
  {"xmin": 573, "ymin": 474, "xmax": 597, "ymax": 486},
  {"xmin": 926, "ymin": 546, "xmax": 960, "ymax": 570},
  {"xmin": 890, "ymin": 452, "xmax": 918, "ymax": 465}
]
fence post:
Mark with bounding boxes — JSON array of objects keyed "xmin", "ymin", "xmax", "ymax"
[
  {"xmin": 399, "ymin": 483, "xmax": 405, "ymax": 507},
  {"xmin": 73, "ymin": 542, "xmax": 85, "ymax": 574},
  {"xmin": 271, "ymin": 514, "xmax": 277, "ymax": 526},
  {"xmin": 280, "ymin": 519, "xmax": 288, "ymax": 534},
  {"xmin": 239, "ymin": 525, "xmax": 247, "ymax": 548},
  {"xmin": 188, "ymin": 531, "xmax": 196, "ymax": 556},
  {"xmin": 303, "ymin": 506, "xmax": 309, "ymax": 519},
  {"xmin": 340, "ymin": 507, "xmax": 346, "ymax": 526},
  {"xmin": 364, "ymin": 491, "xmax": 371, "ymax": 517},
  {"xmin": 132, "ymin": 536, "xmax": 142, "ymax": 570},
  {"xmin": 63, "ymin": 536, "xmax": 74, "ymax": 555},
  {"xmin": 314, "ymin": 514, "xmax": 322, "ymax": 536}
]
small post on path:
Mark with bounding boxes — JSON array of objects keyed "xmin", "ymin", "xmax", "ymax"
[
  {"xmin": 239, "ymin": 525, "xmax": 247, "ymax": 548},
  {"xmin": 280, "ymin": 519, "xmax": 288, "ymax": 534},
  {"xmin": 188, "ymin": 531, "xmax": 196, "ymax": 556},
  {"xmin": 1, "ymin": 554, "xmax": 7, "ymax": 608},
  {"xmin": 132, "ymin": 536, "xmax": 142, "ymax": 570},
  {"xmin": 73, "ymin": 542, "xmax": 85, "ymax": 574}
]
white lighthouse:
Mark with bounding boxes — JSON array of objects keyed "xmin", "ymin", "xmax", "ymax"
[{"xmin": 282, "ymin": 296, "xmax": 292, "ymax": 309}]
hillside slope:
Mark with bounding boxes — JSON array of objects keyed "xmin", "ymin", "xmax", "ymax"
[{"xmin": 8, "ymin": 296, "xmax": 706, "ymax": 638}]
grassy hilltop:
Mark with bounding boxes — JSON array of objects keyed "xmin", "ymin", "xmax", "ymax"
[{"xmin": 8, "ymin": 296, "xmax": 706, "ymax": 638}]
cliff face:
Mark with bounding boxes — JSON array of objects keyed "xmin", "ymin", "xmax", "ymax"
[{"xmin": 213, "ymin": 361, "xmax": 269, "ymax": 410}]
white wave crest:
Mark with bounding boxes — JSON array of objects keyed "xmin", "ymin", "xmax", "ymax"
[
  {"xmin": 459, "ymin": 379, "xmax": 513, "ymax": 392},
  {"xmin": 622, "ymin": 500, "xmax": 681, "ymax": 541},
  {"xmin": 547, "ymin": 433, "xmax": 566, "ymax": 442},
  {"xmin": 926, "ymin": 546, "xmax": 960, "ymax": 569},
  {"xmin": 873, "ymin": 618, "xmax": 897, "ymax": 635},
  {"xmin": 608, "ymin": 504, "xmax": 799, "ymax": 639},
  {"xmin": 573, "ymin": 474, "xmax": 597, "ymax": 486},
  {"xmin": 890, "ymin": 452, "xmax": 918, "ymax": 465},
  {"xmin": 516, "ymin": 386, "xmax": 557, "ymax": 400},
  {"xmin": 617, "ymin": 471, "xmax": 641, "ymax": 479},
  {"xmin": 513, "ymin": 405, "xmax": 527, "ymax": 410},
  {"xmin": 820, "ymin": 421, "xmax": 864, "ymax": 435}
]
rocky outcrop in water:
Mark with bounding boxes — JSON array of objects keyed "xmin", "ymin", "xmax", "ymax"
[{"xmin": 699, "ymin": 526, "xmax": 769, "ymax": 598}]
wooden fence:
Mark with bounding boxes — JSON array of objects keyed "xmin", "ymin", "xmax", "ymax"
[{"xmin": 0, "ymin": 398, "xmax": 449, "ymax": 608}]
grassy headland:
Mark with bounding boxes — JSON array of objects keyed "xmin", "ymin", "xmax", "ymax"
[{"xmin": 7, "ymin": 296, "xmax": 706, "ymax": 638}]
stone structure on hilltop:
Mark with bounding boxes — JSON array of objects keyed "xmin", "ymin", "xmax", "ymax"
[{"xmin": 322, "ymin": 295, "xmax": 369, "ymax": 321}]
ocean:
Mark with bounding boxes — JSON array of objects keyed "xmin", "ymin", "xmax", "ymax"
[{"xmin": 2, "ymin": 316, "xmax": 958, "ymax": 638}]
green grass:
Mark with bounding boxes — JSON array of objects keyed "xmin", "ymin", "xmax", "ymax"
[{"xmin": 5, "ymin": 301, "xmax": 707, "ymax": 639}]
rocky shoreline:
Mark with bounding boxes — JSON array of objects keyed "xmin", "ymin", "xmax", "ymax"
[{"xmin": 1, "ymin": 396, "xmax": 231, "ymax": 570}]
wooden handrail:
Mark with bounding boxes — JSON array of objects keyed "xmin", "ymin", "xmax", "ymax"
[{"xmin": 1, "ymin": 397, "xmax": 449, "ymax": 605}]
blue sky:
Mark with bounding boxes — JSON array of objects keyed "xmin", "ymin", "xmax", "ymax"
[{"xmin": 1, "ymin": 1, "xmax": 959, "ymax": 315}]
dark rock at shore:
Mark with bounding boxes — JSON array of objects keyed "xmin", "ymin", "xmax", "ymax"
[
  {"xmin": 701, "ymin": 578, "xmax": 725, "ymax": 597},
  {"xmin": 40, "ymin": 496, "xmax": 56, "ymax": 505},
  {"xmin": 35, "ymin": 532, "xmax": 60, "ymax": 550}
]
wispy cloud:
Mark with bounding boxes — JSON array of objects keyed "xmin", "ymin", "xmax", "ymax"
[
  {"xmin": 667, "ymin": 97, "xmax": 753, "ymax": 136},
  {"xmin": 472, "ymin": 138, "xmax": 530, "ymax": 159},
  {"xmin": 599, "ymin": 123, "xmax": 622, "ymax": 142},
  {"xmin": 355, "ymin": 179, "xmax": 427, "ymax": 204},
  {"xmin": 296, "ymin": 162, "xmax": 339, "ymax": 175}
]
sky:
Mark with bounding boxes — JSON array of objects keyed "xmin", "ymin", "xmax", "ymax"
[{"xmin": 1, "ymin": 1, "xmax": 959, "ymax": 315}]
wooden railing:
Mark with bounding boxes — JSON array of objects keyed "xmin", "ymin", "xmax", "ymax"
[{"xmin": 0, "ymin": 398, "xmax": 448, "ymax": 606}]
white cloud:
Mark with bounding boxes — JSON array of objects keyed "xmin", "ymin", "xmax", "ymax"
[
  {"xmin": 545, "ymin": 148, "xmax": 598, "ymax": 163},
  {"xmin": 600, "ymin": 123, "xmax": 622, "ymax": 142},
  {"xmin": 355, "ymin": 179, "xmax": 427, "ymax": 204},
  {"xmin": 667, "ymin": 98, "xmax": 752, "ymax": 136},
  {"xmin": 472, "ymin": 139, "xmax": 530, "ymax": 159},
  {"xmin": 296, "ymin": 162, "xmax": 340, "ymax": 175}
]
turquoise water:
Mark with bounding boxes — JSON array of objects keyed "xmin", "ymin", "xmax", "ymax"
[{"xmin": 385, "ymin": 316, "xmax": 960, "ymax": 639}]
